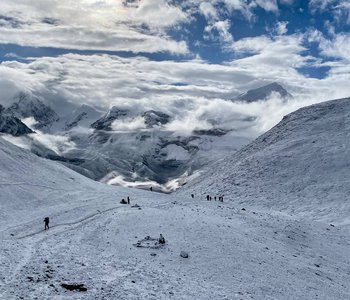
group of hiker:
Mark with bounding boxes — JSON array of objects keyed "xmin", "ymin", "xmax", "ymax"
[
  {"xmin": 206, "ymin": 194, "xmax": 224, "ymax": 202},
  {"xmin": 120, "ymin": 196, "xmax": 131, "ymax": 204},
  {"xmin": 191, "ymin": 193, "xmax": 224, "ymax": 202}
]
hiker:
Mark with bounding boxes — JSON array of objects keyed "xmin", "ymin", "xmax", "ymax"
[
  {"xmin": 209, "ymin": 196, "xmax": 212, "ymax": 201},
  {"xmin": 150, "ymin": 187, "xmax": 153, "ymax": 192},
  {"xmin": 159, "ymin": 234, "xmax": 165, "ymax": 244},
  {"xmin": 127, "ymin": 196, "xmax": 130, "ymax": 204},
  {"xmin": 44, "ymin": 217, "xmax": 50, "ymax": 230},
  {"xmin": 206, "ymin": 195, "xmax": 210, "ymax": 201},
  {"xmin": 214, "ymin": 196, "xmax": 217, "ymax": 201},
  {"xmin": 191, "ymin": 194, "xmax": 194, "ymax": 199}
]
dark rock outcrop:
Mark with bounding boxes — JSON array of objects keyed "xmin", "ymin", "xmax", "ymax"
[
  {"xmin": 0, "ymin": 105, "xmax": 34, "ymax": 136},
  {"xmin": 91, "ymin": 106, "xmax": 129, "ymax": 130},
  {"xmin": 5, "ymin": 92, "xmax": 59, "ymax": 129},
  {"xmin": 142, "ymin": 110, "xmax": 170, "ymax": 128}
]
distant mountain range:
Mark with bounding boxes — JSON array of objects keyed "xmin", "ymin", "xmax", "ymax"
[{"xmin": 0, "ymin": 83, "xmax": 290, "ymax": 191}]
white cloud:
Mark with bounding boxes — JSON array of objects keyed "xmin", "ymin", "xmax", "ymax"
[
  {"xmin": 0, "ymin": 49, "xmax": 349, "ymax": 141},
  {"xmin": 231, "ymin": 34, "xmax": 309, "ymax": 73},
  {"xmin": 309, "ymin": 0, "xmax": 337, "ymax": 11},
  {"xmin": 204, "ymin": 19, "xmax": 234, "ymax": 45},
  {"xmin": 276, "ymin": 21, "xmax": 289, "ymax": 35},
  {"xmin": 199, "ymin": 2, "xmax": 219, "ymax": 20},
  {"xmin": 111, "ymin": 116, "xmax": 147, "ymax": 131},
  {"xmin": 309, "ymin": 0, "xmax": 350, "ymax": 24},
  {"xmin": 279, "ymin": 0, "xmax": 295, "ymax": 4},
  {"xmin": 306, "ymin": 29, "xmax": 350, "ymax": 73},
  {"xmin": 253, "ymin": 0, "xmax": 279, "ymax": 13},
  {"xmin": 0, "ymin": 0, "xmax": 189, "ymax": 54},
  {"xmin": 319, "ymin": 33, "xmax": 350, "ymax": 62}
]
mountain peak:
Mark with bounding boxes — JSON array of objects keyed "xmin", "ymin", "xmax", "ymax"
[
  {"xmin": 5, "ymin": 92, "xmax": 59, "ymax": 129},
  {"xmin": 91, "ymin": 106, "xmax": 130, "ymax": 130},
  {"xmin": 237, "ymin": 82, "xmax": 292, "ymax": 102}
]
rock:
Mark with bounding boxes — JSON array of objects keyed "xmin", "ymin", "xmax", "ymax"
[
  {"xmin": 91, "ymin": 106, "xmax": 129, "ymax": 130},
  {"xmin": 142, "ymin": 110, "xmax": 170, "ymax": 128},
  {"xmin": 180, "ymin": 251, "xmax": 189, "ymax": 258},
  {"xmin": 150, "ymin": 253, "xmax": 157, "ymax": 256},
  {"xmin": 61, "ymin": 283, "xmax": 87, "ymax": 292}
]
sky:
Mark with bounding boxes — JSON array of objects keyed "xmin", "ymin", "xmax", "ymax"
[{"xmin": 0, "ymin": 0, "xmax": 349, "ymax": 135}]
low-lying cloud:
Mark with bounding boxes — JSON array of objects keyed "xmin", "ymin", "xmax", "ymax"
[{"xmin": 0, "ymin": 52, "xmax": 349, "ymax": 141}]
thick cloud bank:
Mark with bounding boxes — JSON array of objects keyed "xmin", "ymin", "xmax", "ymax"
[{"xmin": 0, "ymin": 53, "xmax": 349, "ymax": 139}]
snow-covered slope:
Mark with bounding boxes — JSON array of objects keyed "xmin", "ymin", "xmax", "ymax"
[
  {"xmin": 0, "ymin": 137, "xmax": 350, "ymax": 299},
  {"xmin": 62, "ymin": 104, "xmax": 103, "ymax": 131},
  {"xmin": 180, "ymin": 97, "xmax": 350, "ymax": 223},
  {"xmin": 236, "ymin": 82, "xmax": 291, "ymax": 102}
]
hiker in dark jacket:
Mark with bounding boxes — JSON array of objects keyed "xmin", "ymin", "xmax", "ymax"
[
  {"xmin": 44, "ymin": 217, "xmax": 50, "ymax": 230},
  {"xmin": 127, "ymin": 196, "xmax": 130, "ymax": 204},
  {"xmin": 159, "ymin": 234, "xmax": 165, "ymax": 244}
]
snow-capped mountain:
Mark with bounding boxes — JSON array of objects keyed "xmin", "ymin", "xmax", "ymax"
[
  {"xmin": 0, "ymin": 94, "xmax": 251, "ymax": 192},
  {"xmin": 236, "ymin": 82, "xmax": 292, "ymax": 102},
  {"xmin": 63, "ymin": 104, "xmax": 103, "ymax": 131},
  {"xmin": 5, "ymin": 92, "xmax": 59, "ymax": 129},
  {"xmin": 52, "ymin": 127, "xmax": 248, "ymax": 192},
  {"xmin": 0, "ymin": 104, "xmax": 33, "ymax": 136},
  {"xmin": 0, "ymin": 89, "xmax": 262, "ymax": 191},
  {"xmin": 180, "ymin": 97, "xmax": 350, "ymax": 223}
]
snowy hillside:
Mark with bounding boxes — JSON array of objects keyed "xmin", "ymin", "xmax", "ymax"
[
  {"xmin": 1, "ymin": 132, "xmax": 350, "ymax": 299},
  {"xmin": 180, "ymin": 97, "xmax": 350, "ymax": 223}
]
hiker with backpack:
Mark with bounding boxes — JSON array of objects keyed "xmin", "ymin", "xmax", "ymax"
[{"xmin": 44, "ymin": 217, "xmax": 50, "ymax": 230}]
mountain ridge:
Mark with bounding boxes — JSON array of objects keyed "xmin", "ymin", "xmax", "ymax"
[{"xmin": 179, "ymin": 97, "xmax": 350, "ymax": 223}]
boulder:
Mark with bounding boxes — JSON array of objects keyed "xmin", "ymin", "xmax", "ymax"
[{"xmin": 180, "ymin": 251, "xmax": 189, "ymax": 258}]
